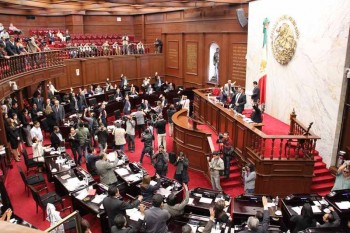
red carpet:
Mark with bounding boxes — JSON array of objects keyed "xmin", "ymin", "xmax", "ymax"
[{"xmin": 4, "ymin": 112, "xmax": 332, "ymax": 232}]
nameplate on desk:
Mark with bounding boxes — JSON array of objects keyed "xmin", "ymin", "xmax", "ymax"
[{"xmin": 199, "ymin": 197, "xmax": 213, "ymax": 204}]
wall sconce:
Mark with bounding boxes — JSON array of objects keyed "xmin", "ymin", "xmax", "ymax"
[
  {"xmin": 9, "ymin": 81, "xmax": 18, "ymax": 91},
  {"xmin": 76, "ymin": 69, "xmax": 80, "ymax": 76}
]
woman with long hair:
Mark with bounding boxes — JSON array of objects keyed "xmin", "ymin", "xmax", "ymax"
[
  {"xmin": 7, "ymin": 118, "xmax": 21, "ymax": 162},
  {"xmin": 140, "ymin": 174, "xmax": 161, "ymax": 203},
  {"xmin": 290, "ymin": 203, "xmax": 316, "ymax": 233},
  {"xmin": 44, "ymin": 105, "xmax": 57, "ymax": 133}
]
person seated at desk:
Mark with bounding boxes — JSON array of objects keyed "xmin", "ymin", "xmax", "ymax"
[
  {"xmin": 290, "ymin": 203, "xmax": 316, "ymax": 233},
  {"xmin": 0, "ymin": 208, "xmax": 12, "ymax": 221},
  {"xmin": 50, "ymin": 126, "xmax": 64, "ymax": 150},
  {"xmin": 331, "ymin": 161, "xmax": 350, "ymax": 191},
  {"xmin": 163, "ymin": 81, "xmax": 174, "ymax": 93},
  {"xmin": 229, "ymin": 87, "xmax": 246, "ymax": 114},
  {"xmin": 145, "ymin": 83, "xmax": 153, "ymax": 95},
  {"xmin": 141, "ymin": 99, "xmax": 151, "ymax": 112},
  {"xmin": 95, "ymin": 85, "xmax": 104, "ymax": 95},
  {"xmin": 164, "ymin": 183, "xmax": 189, "ymax": 217},
  {"xmin": 128, "ymin": 86, "xmax": 138, "ymax": 98},
  {"xmin": 95, "ymin": 152, "xmax": 120, "ymax": 185},
  {"xmin": 103, "ymin": 184, "xmax": 143, "ymax": 228},
  {"xmin": 87, "ymin": 85, "xmax": 95, "ymax": 96},
  {"xmin": 214, "ymin": 199, "xmax": 230, "ymax": 224},
  {"xmin": 114, "ymin": 88, "xmax": 123, "ymax": 101},
  {"xmin": 250, "ymin": 101, "xmax": 262, "ymax": 123},
  {"xmin": 111, "ymin": 206, "xmax": 145, "ymax": 233},
  {"xmin": 140, "ymin": 174, "xmax": 161, "ymax": 203},
  {"xmin": 142, "ymin": 77, "xmax": 151, "ymax": 89},
  {"xmin": 144, "ymin": 194, "xmax": 171, "ymax": 233},
  {"xmin": 318, "ymin": 206, "xmax": 340, "ymax": 228},
  {"xmin": 238, "ymin": 196, "xmax": 269, "ymax": 233}
]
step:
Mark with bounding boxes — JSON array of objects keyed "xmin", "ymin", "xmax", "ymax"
[
  {"xmin": 230, "ymin": 166, "xmax": 239, "ymax": 173},
  {"xmin": 314, "ymin": 155, "xmax": 322, "ymax": 162},
  {"xmin": 221, "ymin": 180, "xmax": 242, "ymax": 189},
  {"xmin": 311, "ymin": 182, "xmax": 334, "ymax": 192},
  {"xmin": 314, "ymin": 168, "xmax": 330, "ymax": 176},
  {"xmin": 315, "ymin": 161, "xmax": 326, "ymax": 169},
  {"xmin": 312, "ymin": 174, "xmax": 334, "ymax": 184},
  {"xmin": 227, "ymin": 172, "xmax": 241, "ymax": 180}
]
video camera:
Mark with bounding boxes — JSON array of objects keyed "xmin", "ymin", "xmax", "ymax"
[{"xmin": 216, "ymin": 133, "xmax": 224, "ymax": 143}]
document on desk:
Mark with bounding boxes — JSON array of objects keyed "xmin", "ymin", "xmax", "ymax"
[
  {"xmin": 115, "ymin": 168, "xmax": 129, "ymax": 176},
  {"xmin": 150, "ymin": 180, "xmax": 157, "ymax": 186},
  {"xmin": 199, "ymin": 197, "xmax": 213, "ymax": 204},
  {"xmin": 291, "ymin": 206, "xmax": 302, "ymax": 215},
  {"xmin": 76, "ymin": 189, "xmax": 89, "ymax": 200},
  {"xmin": 311, "ymin": 205, "xmax": 322, "ymax": 213},
  {"xmin": 125, "ymin": 174, "xmax": 142, "ymax": 182},
  {"xmin": 126, "ymin": 208, "xmax": 143, "ymax": 221},
  {"xmin": 66, "ymin": 177, "xmax": 82, "ymax": 191},
  {"xmin": 188, "ymin": 198, "xmax": 194, "ymax": 205},
  {"xmin": 335, "ymin": 201, "xmax": 350, "ymax": 209},
  {"xmin": 157, "ymin": 188, "xmax": 172, "ymax": 197},
  {"xmin": 61, "ymin": 174, "xmax": 71, "ymax": 180},
  {"xmin": 91, "ymin": 194, "xmax": 107, "ymax": 204},
  {"xmin": 107, "ymin": 152, "xmax": 117, "ymax": 162}
]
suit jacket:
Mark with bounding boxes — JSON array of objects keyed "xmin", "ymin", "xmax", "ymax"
[
  {"xmin": 123, "ymin": 100, "xmax": 131, "ymax": 115},
  {"xmin": 69, "ymin": 95, "xmax": 79, "ymax": 113},
  {"xmin": 5, "ymin": 40, "xmax": 19, "ymax": 56},
  {"xmin": 111, "ymin": 219, "xmax": 143, "ymax": 233},
  {"xmin": 290, "ymin": 215, "xmax": 316, "ymax": 233},
  {"xmin": 50, "ymin": 132, "xmax": 62, "ymax": 149},
  {"xmin": 33, "ymin": 97, "xmax": 44, "ymax": 111},
  {"xmin": 52, "ymin": 105, "xmax": 65, "ymax": 122},
  {"xmin": 250, "ymin": 104, "xmax": 262, "ymax": 123},
  {"xmin": 78, "ymin": 94, "xmax": 87, "ymax": 111},
  {"xmin": 252, "ymin": 86, "xmax": 260, "ymax": 102},
  {"xmin": 145, "ymin": 207, "xmax": 171, "ymax": 233},
  {"xmin": 154, "ymin": 78, "xmax": 163, "ymax": 91},
  {"xmin": 102, "ymin": 196, "xmax": 141, "ymax": 227},
  {"xmin": 238, "ymin": 209, "xmax": 270, "ymax": 233},
  {"xmin": 223, "ymin": 83, "xmax": 234, "ymax": 97},
  {"xmin": 231, "ymin": 93, "xmax": 246, "ymax": 114},
  {"xmin": 95, "ymin": 159, "xmax": 119, "ymax": 185}
]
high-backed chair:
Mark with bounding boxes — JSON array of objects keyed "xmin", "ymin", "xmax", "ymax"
[
  {"xmin": 28, "ymin": 185, "xmax": 64, "ymax": 220},
  {"xmin": 114, "ymin": 109, "xmax": 121, "ymax": 120},
  {"xmin": 18, "ymin": 166, "xmax": 46, "ymax": 196},
  {"xmin": 22, "ymin": 149, "xmax": 43, "ymax": 175}
]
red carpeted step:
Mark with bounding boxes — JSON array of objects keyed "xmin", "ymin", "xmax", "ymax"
[
  {"xmin": 315, "ymin": 161, "xmax": 326, "ymax": 169},
  {"xmin": 314, "ymin": 168, "xmax": 330, "ymax": 176},
  {"xmin": 221, "ymin": 180, "xmax": 243, "ymax": 189},
  {"xmin": 226, "ymin": 172, "xmax": 241, "ymax": 180},
  {"xmin": 314, "ymin": 155, "xmax": 322, "ymax": 162},
  {"xmin": 311, "ymin": 182, "xmax": 334, "ymax": 192},
  {"xmin": 312, "ymin": 174, "xmax": 334, "ymax": 184},
  {"xmin": 229, "ymin": 166, "xmax": 239, "ymax": 173}
]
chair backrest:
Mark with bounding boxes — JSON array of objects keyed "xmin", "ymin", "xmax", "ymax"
[
  {"xmin": 21, "ymin": 149, "xmax": 30, "ymax": 166},
  {"xmin": 28, "ymin": 185, "xmax": 43, "ymax": 208},
  {"xmin": 115, "ymin": 109, "xmax": 121, "ymax": 119},
  {"xmin": 17, "ymin": 166, "xmax": 27, "ymax": 185},
  {"xmin": 88, "ymin": 98, "xmax": 97, "ymax": 106}
]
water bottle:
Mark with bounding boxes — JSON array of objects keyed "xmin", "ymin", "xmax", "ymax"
[
  {"xmin": 216, "ymin": 222, "xmax": 220, "ymax": 232},
  {"xmin": 275, "ymin": 196, "xmax": 279, "ymax": 206}
]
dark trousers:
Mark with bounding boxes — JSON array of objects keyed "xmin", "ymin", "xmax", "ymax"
[
  {"xmin": 126, "ymin": 134, "xmax": 135, "ymax": 151},
  {"xmin": 71, "ymin": 147, "xmax": 83, "ymax": 165},
  {"xmin": 140, "ymin": 147, "xmax": 152, "ymax": 163},
  {"xmin": 223, "ymin": 154, "xmax": 231, "ymax": 177},
  {"xmin": 136, "ymin": 124, "xmax": 145, "ymax": 138}
]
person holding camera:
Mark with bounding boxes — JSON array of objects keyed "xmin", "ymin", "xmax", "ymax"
[
  {"xmin": 154, "ymin": 114, "xmax": 167, "ymax": 151},
  {"xmin": 242, "ymin": 163, "xmax": 256, "ymax": 194},
  {"xmin": 208, "ymin": 152, "xmax": 224, "ymax": 191},
  {"xmin": 139, "ymin": 128, "xmax": 154, "ymax": 163},
  {"xmin": 126, "ymin": 115, "xmax": 136, "ymax": 152},
  {"xmin": 331, "ymin": 161, "xmax": 350, "ymax": 191},
  {"xmin": 220, "ymin": 132, "xmax": 233, "ymax": 179},
  {"xmin": 152, "ymin": 145, "xmax": 169, "ymax": 176},
  {"xmin": 174, "ymin": 152, "xmax": 189, "ymax": 185}
]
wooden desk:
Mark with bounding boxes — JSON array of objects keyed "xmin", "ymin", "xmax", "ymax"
[
  {"xmin": 325, "ymin": 189, "xmax": 350, "ymax": 228},
  {"xmin": 185, "ymin": 187, "xmax": 231, "ymax": 217},
  {"xmin": 281, "ymin": 194, "xmax": 324, "ymax": 230},
  {"xmin": 233, "ymin": 194, "xmax": 282, "ymax": 225},
  {"xmin": 44, "ymin": 152, "xmax": 76, "ymax": 182},
  {"xmin": 172, "ymin": 109, "xmax": 214, "ymax": 177}
]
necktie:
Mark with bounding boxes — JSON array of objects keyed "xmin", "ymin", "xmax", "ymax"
[{"xmin": 236, "ymin": 93, "xmax": 241, "ymax": 103}]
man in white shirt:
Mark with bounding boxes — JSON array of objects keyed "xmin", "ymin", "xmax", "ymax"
[{"xmin": 30, "ymin": 121, "xmax": 43, "ymax": 142}]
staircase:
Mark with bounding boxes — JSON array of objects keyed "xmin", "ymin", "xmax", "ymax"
[
  {"xmin": 220, "ymin": 159, "xmax": 244, "ymax": 196},
  {"xmin": 311, "ymin": 153, "xmax": 335, "ymax": 196}
]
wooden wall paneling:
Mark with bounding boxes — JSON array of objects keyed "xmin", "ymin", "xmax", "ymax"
[
  {"xmin": 234, "ymin": 123, "xmax": 246, "ymax": 155},
  {"xmin": 219, "ymin": 111, "xmax": 227, "ymax": 134},
  {"xmin": 83, "ymin": 15, "xmax": 134, "ymax": 35},
  {"xmin": 183, "ymin": 34, "xmax": 202, "ymax": 88},
  {"xmin": 65, "ymin": 15, "xmax": 84, "ymax": 34}
]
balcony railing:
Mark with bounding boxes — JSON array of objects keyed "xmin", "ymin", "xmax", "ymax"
[{"xmin": 0, "ymin": 43, "xmax": 160, "ymax": 80}]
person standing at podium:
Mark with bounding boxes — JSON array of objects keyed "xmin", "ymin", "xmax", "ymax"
[{"xmin": 208, "ymin": 152, "xmax": 224, "ymax": 191}]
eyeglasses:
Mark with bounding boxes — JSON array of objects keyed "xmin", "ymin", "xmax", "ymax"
[{"xmin": 343, "ymin": 170, "xmax": 349, "ymax": 174}]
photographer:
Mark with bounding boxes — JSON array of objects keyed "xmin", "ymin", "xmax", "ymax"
[
  {"xmin": 220, "ymin": 132, "xmax": 233, "ymax": 179},
  {"xmin": 174, "ymin": 152, "xmax": 189, "ymax": 185},
  {"xmin": 152, "ymin": 145, "xmax": 169, "ymax": 176},
  {"xmin": 208, "ymin": 151, "xmax": 224, "ymax": 191},
  {"xmin": 331, "ymin": 160, "xmax": 350, "ymax": 191},
  {"xmin": 154, "ymin": 114, "xmax": 167, "ymax": 151},
  {"xmin": 126, "ymin": 115, "xmax": 136, "ymax": 152},
  {"xmin": 139, "ymin": 128, "xmax": 154, "ymax": 163},
  {"xmin": 242, "ymin": 163, "xmax": 256, "ymax": 194}
]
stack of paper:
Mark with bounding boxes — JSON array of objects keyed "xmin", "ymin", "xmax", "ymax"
[
  {"xmin": 188, "ymin": 198, "xmax": 194, "ymax": 205},
  {"xmin": 116, "ymin": 168, "xmax": 129, "ymax": 176},
  {"xmin": 311, "ymin": 205, "xmax": 322, "ymax": 213},
  {"xmin": 292, "ymin": 206, "xmax": 302, "ymax": 215},
  {"xmin": 76, "ymin": 189, "xmax": 89, "ymax": 200},
  {"xmin": 91, "ymin": 194, "xmax": 107, "ymax": 204},
  {"xmin": 125, "ymin": 174, "xmax": 141, "ymax": 182},
  {"xmin": 150, "ymin": 180, "xmax": 157, "ymax": 186},
  {"xmin": 107, "ymin": 152, "xmax": 117, "ymax": 162},
  {"xmin": 126, "ymin": 208, "xmax": 143, "ymax": 221},
  {"xmin": 199, "ymin": 197, "xmax": 213, "ymax": 204},
  {"xmin": 335, "ymin": 201, "xmax": 350, "ymax": 209},
  {"xmin": 157, "ymin": 188, "xmax": 172, "ymax": 197}
]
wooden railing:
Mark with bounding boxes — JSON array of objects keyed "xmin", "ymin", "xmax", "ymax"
[
  {"xmin": 0, "ymin": 50, "xmax": 65, "ymax": 79},
  {"xmin": 0, "ymin": 43, "xmax": 159, "ymax": 80},
  {"xmin": 44, "ymin": 210, "xmax": 82, "ymax": 233}
]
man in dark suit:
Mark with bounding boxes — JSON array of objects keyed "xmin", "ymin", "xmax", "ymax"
[
  {"xmin": 230, "ymin": 87, "xmax": 246, "ymax": 114},
  {"xmin": 33, "ymin": 94, "xmax": 44, "ymax": 111},
  {"xmin": 250, "ymin": 101, "xmax": 262, "ymax": 123},
  {"xmin": 69, "ymin": 92, "xmax": 79, "ymax": 113},
  {"xmin": 120, "ymin": 74, "xmax": 128, "ymax": 90},
  {"xmin": 52, "ymin": 100, "xmax": 65, "ymax": 124},
  {"xmin": 102, "ymin": 184, "xmax": 143, "ymax": 228},
  {"xmin": 50, "ymin": 126, "xmax": 63, "ymax": 150},
  {"xmin": 154, "ymin": 74, "xmax": 163, "ymax": 91},
  {"xmin": 5, "ymin": 36, "xmax": 19, "ymax": 56},
  {"xmin": 251, "ymin": 81, "xmax": 260, "ymax": 103},
  {"xmin": 144, "ymin": 194, "xmax": 171, "ymax": 233},
  {"xmin": 123, "ymin": 95, "xmax": 131, "ymax": 115},
  {"xmin": 238, "ymin": 196, "xmax": 269, "ymax": 233},
  {"xmin": 78, "ymin": 90, "xmax": 87, "ymax": 112}
]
